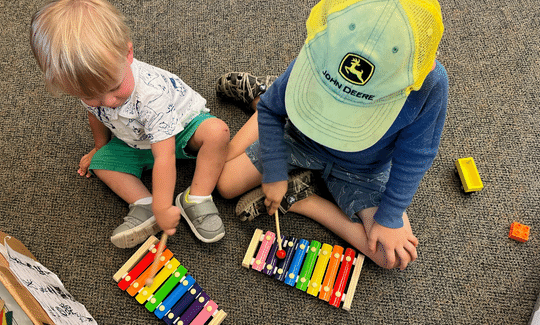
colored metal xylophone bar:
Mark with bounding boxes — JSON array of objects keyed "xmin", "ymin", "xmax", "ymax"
[
  {"xmin": 113, "ymin": 235, "xmax": 227, "ymax": 325},
  {"xmin": 242, "ymin": 229, "xmax": 364, "ymax": 311}
]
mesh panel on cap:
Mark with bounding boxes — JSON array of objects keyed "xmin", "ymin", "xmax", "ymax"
[
  {"xmin": 401, "ymin": 0, "xmax": 444, "ymax": 92},
  {"xmin": 304, "ymin": 0, "xmax": 444, "ymax": 92},
  {"xmin": 305, "ymin": 0, "xmax": 361, "ymax": 42}
]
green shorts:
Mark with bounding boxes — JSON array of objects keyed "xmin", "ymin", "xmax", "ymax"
[{"xmin": 89, "ymin": 113, "xmax": 214, "ymax": 178}]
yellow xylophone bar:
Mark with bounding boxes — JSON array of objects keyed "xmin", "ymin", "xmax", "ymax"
[
  {"xmin": 242, "ymin": 229, "xmax": 364, "ymax": 311},
  {"xmin": 114, "ymin": 235, "xmax": 227, "ymax": 324}
]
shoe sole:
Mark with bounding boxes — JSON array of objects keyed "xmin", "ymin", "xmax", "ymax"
[
  {"xmin": 236, "ymin": 169, "xmax": 314, "ymax": 222},
  {"xmin": 176, "ymin": 195, "xmax": 225, "ymax": 243},
  {"xmin": 110, "ymin": 216, "xmax": 161, "ymax": 249},
  {"xmin": 236, "ymin": 187, "xmax": 266, "ymax": 222},
  {"xmin": 216, "ymin": 72, "xmax": 276, "ymax": 106}
]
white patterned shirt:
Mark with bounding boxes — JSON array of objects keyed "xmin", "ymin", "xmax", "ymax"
[{"xmin": 82, "ymin": 59, "xmax": 209, "ymax": 149}]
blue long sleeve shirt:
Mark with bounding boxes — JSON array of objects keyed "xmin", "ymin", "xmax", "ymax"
[{"xmin": 257, "ymin": 60, "xmax": 449, "ymax": 229}]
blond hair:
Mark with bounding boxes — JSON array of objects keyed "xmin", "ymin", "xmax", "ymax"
[{"xmin": 30, "ymin": 0, "xmax": 131, "ymax": 97}]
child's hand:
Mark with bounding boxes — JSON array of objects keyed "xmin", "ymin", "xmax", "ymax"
[
  {"xmin": 154, "ymin": 205, "xmax": 181, "ymax": 236},
  {"xmin": 367, "ymin": 221, "xmax": 419, "ymax": 270},
  {"xmin": 78, "ymin": 148, "xmax": 97, "ymax": 178},
  {"xmin": 261, "ymin": 180, "xmax": 288, "ymax": 216}
]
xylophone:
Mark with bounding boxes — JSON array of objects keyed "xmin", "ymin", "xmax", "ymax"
[
  {"xmin": 242, "ymin": 229, "xmax": 364, "ymax": 311},
  {"xmin": 113, "ymin": 236, "xmax": 227, "ymax": 325}
]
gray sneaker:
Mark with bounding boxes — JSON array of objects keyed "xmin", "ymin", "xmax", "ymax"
[
  {"xmin": 176, "ymin": 188, "xmax": 225, "ymax": 243},
  {"xmin": 236, "ymin": 169, "xmax": 317, "ymax": 222},
  {"xmin": 110, "ymin": 203, "xmax": 161, "ymax": 249}
]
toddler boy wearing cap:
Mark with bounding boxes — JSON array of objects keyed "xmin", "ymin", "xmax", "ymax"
[{"xmin": 217, "ymin": 0, "xmax": 448, "ymax": 270}]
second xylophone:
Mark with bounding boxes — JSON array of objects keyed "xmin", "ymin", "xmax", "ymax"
[{"xmin": 242, "ymin": 228, "xmax": 364, "ymax": 311}]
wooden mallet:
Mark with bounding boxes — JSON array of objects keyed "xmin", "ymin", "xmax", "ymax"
[
  {"xmin": 275, "ymin": 210, "xmax": 286, "ymax": 259},
  {"xmin": 145, "ymin": 233, "xmax": 168, "ymax": 286}
]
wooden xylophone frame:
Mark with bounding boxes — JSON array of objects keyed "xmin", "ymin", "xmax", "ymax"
[
  {"xmin": 242, "ymin": 229, "xmax": 364, "ymax": 311},
  {"xmin": 113, "ymin": 236, "xmax": 227, "ymax": 325}
]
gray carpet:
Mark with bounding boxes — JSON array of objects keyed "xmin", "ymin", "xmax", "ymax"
[{"xmin": 1, "ymin": 0, "xmax": 539, "ymax": 324}]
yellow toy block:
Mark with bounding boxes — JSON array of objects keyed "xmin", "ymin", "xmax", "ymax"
[{"xmin": 455, "ymin": 157, "xmax": 483, "ymax": 193}]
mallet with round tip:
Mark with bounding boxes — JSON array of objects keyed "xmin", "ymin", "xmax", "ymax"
[{"xmin": 275, "ymin": 210, "xmax": 286, "ymax": 259}]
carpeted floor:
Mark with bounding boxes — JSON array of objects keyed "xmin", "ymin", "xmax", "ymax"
[{"xmin": 1, "ymin": 0, "xmax": 539, "ymax": 324}]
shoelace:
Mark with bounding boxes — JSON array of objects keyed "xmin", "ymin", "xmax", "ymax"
[{"xmin": 234, "ymin": 73, "xmax": 259, "ymax": 104}]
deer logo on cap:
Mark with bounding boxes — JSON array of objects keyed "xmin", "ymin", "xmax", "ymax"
[{"xmin": 339, "ymin": 53, "xmax": 374, "ymax": 86}]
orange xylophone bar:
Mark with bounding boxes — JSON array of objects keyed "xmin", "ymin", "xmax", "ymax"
[
  {"xmin": 242, "ymin": 229, "xmax": 364, "ymax": 311},
  {"xmin": 113, "ymin": 235, "xmax": 227, "ymax": 325}
]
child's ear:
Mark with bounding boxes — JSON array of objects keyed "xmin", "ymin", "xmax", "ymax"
[{"xmin": 126, "ymin": 42, "xmax": 134, "ymax": 64}]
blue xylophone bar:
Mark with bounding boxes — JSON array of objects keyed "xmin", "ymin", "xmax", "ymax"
[{"xmin": 284, "ymin": 239, "xmax": 310, "ymax": 286}]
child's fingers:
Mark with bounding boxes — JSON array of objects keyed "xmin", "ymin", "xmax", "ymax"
[
  {"xmin": 78, "ymin": 168, "xmax": 92, "ymax": 178},
  {"xmin": 385, "ymin": 248, "xmax": 397, "ymax": 269},
  {"xmin": 367, "ymin": 236, "xmax": 378, "ymax": 254},
  {"xmin": 264, "ymin": 198, "xmax": 280, "ymax": 216},
  {"xmin": 395, "ymin": 248, "xmax": 410, "ymax": 270},
  {"xmin": 409, "ymin": 234, "xmax": 419, "ymax": 247},
  {"xmin": 264, "ymin": 199, "xmax": 276, "ymax": 215},
  {"xmin": 164, "ymin": 228, "xmax": 176, "ymax": 236},
  {"xmin": 264, "ymin": 198, "xmax": 271, "ymax": 211},
  {"xmin": 397, "ymin": 242, "xmax": 418, "ymax": 270},
  {"xmin": 407, "ymin": 242, "xmax": 418, "ymax": 262}
]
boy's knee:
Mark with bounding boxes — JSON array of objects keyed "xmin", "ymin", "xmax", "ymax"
[
  {"xmin": 191, "ymin": 118, "xmax": 230, "ymax": 150},
  {"xmin": 204, "ymin": 118, "xmax": 230, "ymax": 142},
  {"xmin": 216, "ymin": 180, "xmax": 235, "ymax": 199}
]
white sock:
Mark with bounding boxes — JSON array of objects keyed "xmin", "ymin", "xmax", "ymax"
[
  {"xmin": 133, "ymin": 197, "xmax": 153, "ymax": 205},
  {"xmin": 187, "ymin": 194, "xmax": 212, "ymax": 203}
]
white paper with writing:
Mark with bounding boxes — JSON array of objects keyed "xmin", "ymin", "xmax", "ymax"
[{"xmin": 0, "ymin": 238, "xmax": 97, "ymax": 325}]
